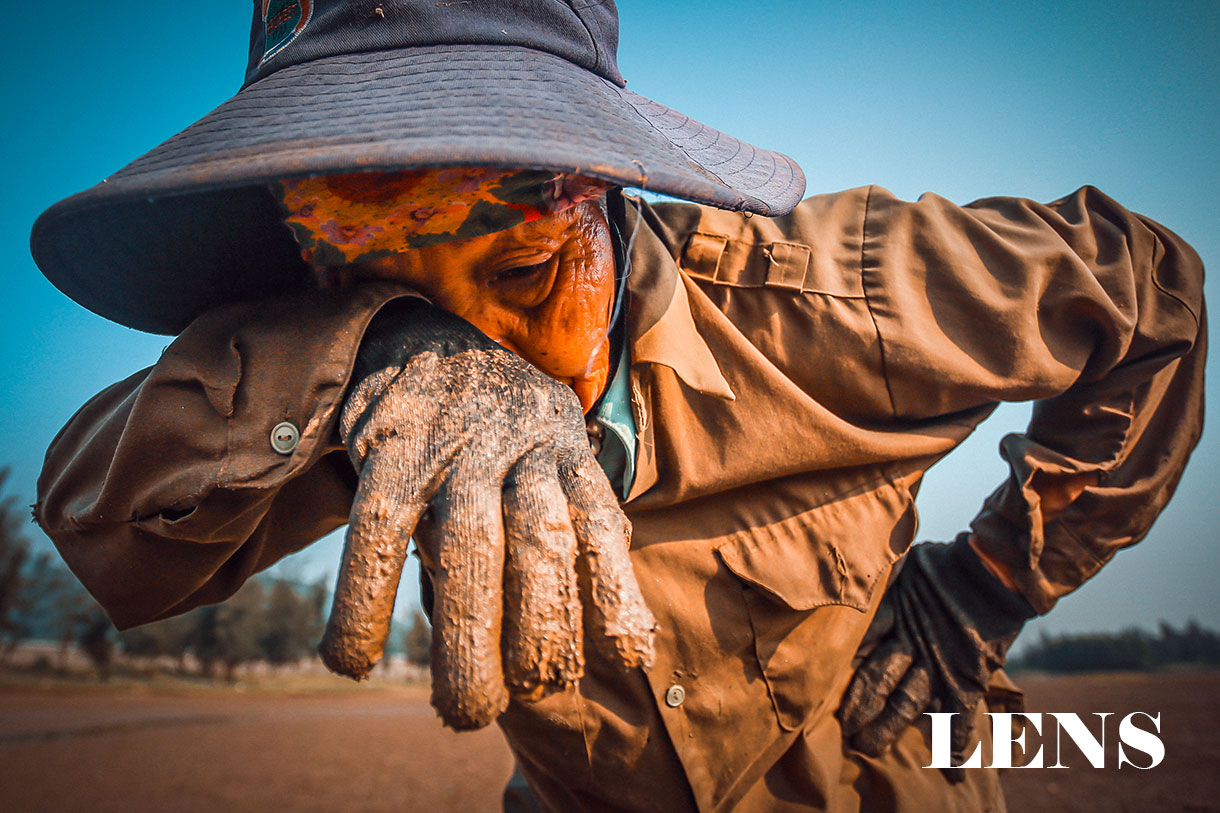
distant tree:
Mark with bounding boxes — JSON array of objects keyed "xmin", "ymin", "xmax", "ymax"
[
  {"xmin": 189, "ymin": 607, "xmax": 221, "ymax": 679},
  {"xmin": 1150, "ymin": 619, "xmax": 1220, "ymax": 666},
  {"xmin": 0, "ymin": 474, "xmax": 93, "ymax": 665},
  {"xmin": 1012, "ymin": 622, "xmax": 1220, "ymax": 673},
  {"xmin": 78, "ymin": 607, "xmax": 115, "ymax": 680},
  {"xmin": 0, "ymin": 554, "xmax": 30, "ymax": 661},
  {"xmin": 1015, "ymin": 628, "xmax": 1149, "ymax": 673},
  {"xmin": 303, "ymin": 576, "xmax": 328, "ymax": 661},
  {"xmin": 121, "ymin": 612, "xmax": 196, "ymax": 670},
  {"xmin": 306, "ymin": 577, "xmax": 328, "ymax": 634},
  {"xmin": 404, "ymin": 609, "xmax": 431, "ymax": 668},
  {"xmin": 261, "ymin": 578, "xmax": 327, "ymax": 667},
  {"xmin": 29, "ymin": 559, "xmax": 95, "ymax": 669},
  {"xmin": 0, "ymin": 467, "xmax": 31, "ymax": 660},
  {"xmin": 191, "ymin": 580, "xmax": 268, "ymax": 681},
  {"xmin": 261, "ymin": 579, "xmax": 299, "ymax": 666},
  {"xmin": 1180, "ymin": 620, "xmax": 1220, "ymax": 664}
]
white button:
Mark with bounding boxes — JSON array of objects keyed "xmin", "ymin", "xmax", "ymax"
[
  {"xmin": 270, "ymin": 421, "xmax": 300, "ymax": 455},
  {"xmin": 665, "ymin": 685, "xmax": 686, "ymax": 708}
]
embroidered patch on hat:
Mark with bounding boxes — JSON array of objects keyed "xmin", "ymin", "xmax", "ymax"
[{"xmin": 260, "ymin": 0, "xmax": 313, "ymax": 65}]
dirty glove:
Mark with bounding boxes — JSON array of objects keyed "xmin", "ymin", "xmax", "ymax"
[
  {"xmin": 317, "ymin": 298, "xmax": 655, "ymax": 730},
  {"xmin": 839, "ymin": 533, "xmax": 1036, "ymax": 777}
]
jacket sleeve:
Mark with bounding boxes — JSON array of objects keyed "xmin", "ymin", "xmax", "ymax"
[
  {"xmin": 861, "ymin": 185, "xmax": 1206, "ymax": 613},
  {"xmin": 35, "ymin": 283, "xmax": 420, "ymax": 629}
]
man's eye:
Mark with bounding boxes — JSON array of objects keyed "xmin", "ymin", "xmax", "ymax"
[
  {"xmin": 488, "ymin": 254, "xmax": 560, "ymax": 308},
  {"xmin": 494, "ymin": 260, "xmax": 550, "ymax": 282}
]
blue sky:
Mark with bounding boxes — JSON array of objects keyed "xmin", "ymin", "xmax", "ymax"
[{"xmin": 2, "ymin": 1, "xmax": 1217, "ymax": 645}]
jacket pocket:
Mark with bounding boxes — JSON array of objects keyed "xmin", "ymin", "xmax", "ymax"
[{"xmin": 715, "ymin": 480, "xmax": 916, "ymax": 730}]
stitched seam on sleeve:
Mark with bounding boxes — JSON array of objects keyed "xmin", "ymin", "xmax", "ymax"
[
  {"xmin": 858, "ymin": 185, "xmax": 899, "ymax": 418},
  {"xmin": 1146, "ymin": 226, "xmax": 1203, "ymax": 331},
  {"xmin": 1049, "ymin": 520, "xmax": 1109, "ymax": 588}
]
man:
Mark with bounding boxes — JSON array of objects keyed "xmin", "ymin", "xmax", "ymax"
[{"xmin": 31, "ymin": 2, "xmax": 1205, "ymax": 811}]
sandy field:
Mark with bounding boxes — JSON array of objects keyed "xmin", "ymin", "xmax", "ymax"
[
  {"xmin": 1000, "ymin": 670, "xmax": 1220, "ymax": 812},
  {"xmin": 0, "ymin": 681, "xmax": 514, "ymax": 812},
  {"xmin": 0, "ymin": 669, "xmax": 1216, "ymax": 811}
]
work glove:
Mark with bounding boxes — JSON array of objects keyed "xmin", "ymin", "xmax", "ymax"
[
  {"xmin": 839, "ymin": 533, "xmax": 1036, "ymax": 779},
  {"xmin": 318, "ymin": 298, "xmax": 655, "ymax": 730}
]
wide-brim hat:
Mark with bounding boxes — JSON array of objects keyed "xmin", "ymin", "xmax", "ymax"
[{"xmin": 31, "ymin": 0, "xmax": 806, "ymax": 334}]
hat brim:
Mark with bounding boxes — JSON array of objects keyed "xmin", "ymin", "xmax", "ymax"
[{"xmin": 31, "ymin": 45, "xmax": 805, "ymax": 334}]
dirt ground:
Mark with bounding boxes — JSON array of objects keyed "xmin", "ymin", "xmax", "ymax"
[
  {"xmin": 0, "ymin": 681, "xmax": 514, "ymax": 812},
  {"xmin": 1, "ymin": 670, "xmax": 1216, "ymax": 811},
  {"xmin": 1000, "ymin": 670, "xmax": 1220, "ymax": 812}
]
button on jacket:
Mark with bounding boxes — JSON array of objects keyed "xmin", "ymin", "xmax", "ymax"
[{"xmin": 36, "ymin": 186, "xmax": 1206, "ymax": 811}]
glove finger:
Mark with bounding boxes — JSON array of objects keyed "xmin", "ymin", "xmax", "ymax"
[
  {"xmin": 339, "ymin": 365, "xmax": 432, "ymax": 466},
  {"xmin": 559, "ymin": 452, "xmax": 655, "ymax": 669},
  {"xmin": 949, "ymin": 695, "xmax": 980, "ymax": 766},
  {"xmin": 319, "ymin": 446, "xmax": 424, "ymax": 681},
  {"xmin": 426, "ymin": 473, "xmax": 510, "ymax": 730},
  {"xmin": 849, "ymin": 661, "xmax": 933, "ymax": 757},
  {"xmin": 840, "ymin": 635, "xmax": 914, "ymax": 736},
  {"xmin": 502, "ymin": 448, "xmax": 584, "ymax": 701},
  {"xmin": 943, "ymin": 695, "xmax": 976, "ymax": 784}
]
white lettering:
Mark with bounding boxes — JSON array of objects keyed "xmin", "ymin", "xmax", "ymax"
[
  {"xmin": 924, "ymin": 713, "xmax": 983, "ymax": 769},
  {"xmin": 989, "ymin": 712, "xmax": 1044, "ymax": 769},
  {"xmin": 1049, "ymin": 713, "xmax": 1110, "ymax": 769},
  {"xmin": 926, "ymin": 710, "xmax": 1163, "ymax": 770},
  {"xmin": 1117, "ymin": 712, "xmax": 1164, "ymax": 769}
]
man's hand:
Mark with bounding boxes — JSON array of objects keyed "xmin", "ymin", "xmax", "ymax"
[
  {"xmin": 317, "ymin": 299, "xmax": 655, "ymax": 730},
  {"xmin": 839, "ymin": 535, "xmax": 1036, "ymax": 779}
]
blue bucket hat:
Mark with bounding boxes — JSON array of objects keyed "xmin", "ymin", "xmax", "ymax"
[{"xmin": 31, "ymin": 0, "xmax": 806, "ymax": 334}]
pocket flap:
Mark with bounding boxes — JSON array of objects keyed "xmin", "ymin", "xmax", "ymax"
[{"xmin": 717, "ymin": 482, "xmax": 913, "ymax": 612}]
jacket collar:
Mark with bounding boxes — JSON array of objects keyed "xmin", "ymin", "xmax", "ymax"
[
  {"xmin": 620, "ymin": 199, "xmax": 734, "ymax": 502},
  {"xmin": 622, "ymin": 200, "xmax": 735, "ymax": 401}
]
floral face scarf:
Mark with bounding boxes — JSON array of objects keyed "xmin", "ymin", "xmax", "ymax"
[{"xmin": 277, "ymin": 167, "xmax": 611, "ymax": 265}]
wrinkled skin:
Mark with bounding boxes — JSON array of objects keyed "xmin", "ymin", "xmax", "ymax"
[
  {"xmin": 314, "ymin": 203, "xmax": 655, "ymax": 730},
  {"xmin": 324, "ymin": 199, "xmax": 616, "ymax": 412}
]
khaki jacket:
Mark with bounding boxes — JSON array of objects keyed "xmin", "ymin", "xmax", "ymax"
[{"xmin": 37, "ymin": 186, "xmax": 1205, "ymax": 811}]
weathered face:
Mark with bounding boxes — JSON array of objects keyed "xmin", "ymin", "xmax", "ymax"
[{"xmin": 300, "ymin": 199, "xmax": 616, "ymax": 412}]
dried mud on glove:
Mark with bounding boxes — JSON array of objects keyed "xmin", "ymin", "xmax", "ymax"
[{"xmin": 320, "ymin": 305, "xmax": 654, "ymax": 730}]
